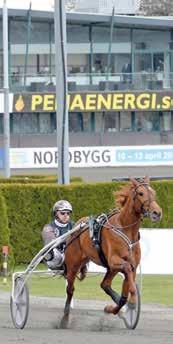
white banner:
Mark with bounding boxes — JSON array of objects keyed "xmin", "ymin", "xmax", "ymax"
[
  {"xmin": 9, "ymin": 145, "xmax": 173, "ymax": 168},
  {"xmin": 89, "ymin": 229, "xmax": 173, "ymax": 274},
  {"xmin": 10, "ymin": 147, "xmax": 113, "ymax": 168},
  {"xmin": 0, "ymin": 93, "xmax": 13, "ymax": 113}
]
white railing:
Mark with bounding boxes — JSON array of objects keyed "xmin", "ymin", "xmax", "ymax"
[{"xmin": 7, "ymin": 71, "xmax": 173, "ymax": 92}]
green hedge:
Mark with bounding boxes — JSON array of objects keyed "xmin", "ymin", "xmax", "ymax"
[
  {"xmin": 0, "ymin": 180, "xmax": 171, "ymax": 265},
  {"xmin": 0, "ymin": 192, "xmax": 14, "ymax": 272},
  {"xmin": 0, "ymin": 176, "xmax": 83, "ymax": 184}
]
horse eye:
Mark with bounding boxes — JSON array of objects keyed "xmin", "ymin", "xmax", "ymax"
[{"xmin": 139, "ymin": 192, "xmax": 143, "ymax": 196}]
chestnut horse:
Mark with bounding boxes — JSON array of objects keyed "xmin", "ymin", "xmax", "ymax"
[{"xmin": 64, "ymin": 177, "xmax": 162, "ymax": 316}]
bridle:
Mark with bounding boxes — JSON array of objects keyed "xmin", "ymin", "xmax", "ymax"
[{"xmin": 133, "ymin": 182, "xmax": 155, "ymax": 217}]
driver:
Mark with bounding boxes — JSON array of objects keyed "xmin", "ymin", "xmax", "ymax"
[{"xmin": 42, "ymin": 200, "xmax": 74, "ymax": 270}]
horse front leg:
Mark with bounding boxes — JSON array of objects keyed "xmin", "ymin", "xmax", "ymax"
[
  {"xmin": 100, "ymin": 270, "xmax": 120, "ymax": 305},
  {"xmin": 100, "ymin": 269, "xmax": 128, "ymax": 315},
  {"xmin": 125, "ymin": 268, "xmax": 137, "ymax": 306},
  {"xmin": 103, "ymin": 258, "xmax": 136, "ymax": 315}
]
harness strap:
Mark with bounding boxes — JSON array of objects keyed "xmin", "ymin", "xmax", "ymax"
[
  {"xmin": 94, "ymin": 238, "xmax": 109, "ymax": 268},
  {"xmin": 104, "ymin": 212, "xmax": 141, "ymax": 252},
  {"xmin": 111, "ymin": 227, "xmax": 139, "ymax": 252}
]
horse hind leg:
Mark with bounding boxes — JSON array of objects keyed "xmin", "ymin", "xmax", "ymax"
[
  {"xmin": 64, "ymin": 274, "xmax": 76, "ymax": 315},
  {"xmin": 60, "ymin": 269, "xmax": 77, "ymax": 329},
  {"xmin": 64, "ymin": 264, "xmax": 87, "ymax": 316},
  {"xmin": 64, "ymin": 269, "xmax": 78, "ymax": 316}
]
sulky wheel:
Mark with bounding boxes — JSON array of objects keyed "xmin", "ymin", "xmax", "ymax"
[
  {"xmin": 10, "ymin": 276, "xmax": 29, "ymax": 329},
  {"xmin": 118, "ymin": 283, "xmax": 141, "ymax": 330}
]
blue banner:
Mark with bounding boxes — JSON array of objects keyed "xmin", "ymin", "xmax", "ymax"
[
  {"xmin": 116, "ymin": 147, "xmax": 173, "ymax": 164},
  {"xmin": 0, "ymin": 148, "xmax": 4, "ymax": 168}
]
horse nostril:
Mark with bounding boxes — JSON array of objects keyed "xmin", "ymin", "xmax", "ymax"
[
  {"xmin": 152, "ymin": 211, "xmax": 161, "ymax": 219},
  {"xmin": 153, "ymin": 211, "xmax": 158, "ymax": 215}
]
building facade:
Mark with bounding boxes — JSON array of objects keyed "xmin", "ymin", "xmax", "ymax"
[
  {"xmin": 0, "ymin": 7, "xmax": 173, "ymax": 149},
  {"xmin": 139, "ymin": 0, "xmax": 173, "ymax": 16}
]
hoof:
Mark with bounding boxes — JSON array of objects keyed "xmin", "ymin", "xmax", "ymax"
[
  {"xmin": 104, "ymin": 305, "xmax": 118, "ymax": 314},
  {"xmin": 60, "ymin": 314, "xmax": 69, "ymax": 329},
  {"xmin": 104, "ymin": 304, "xmax": 120, "ymax": 315}
]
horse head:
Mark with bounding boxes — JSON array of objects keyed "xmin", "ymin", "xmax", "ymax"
[{"xmin": 129, "ymin": 176, "xmax": 162, "ymax": 222}]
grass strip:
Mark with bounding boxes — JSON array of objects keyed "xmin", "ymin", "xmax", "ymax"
[{"xmin": 0, "ymin": 265, "xmax": 173, "ymax": 306}]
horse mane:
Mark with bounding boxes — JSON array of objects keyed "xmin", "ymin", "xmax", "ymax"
[{"xmin": 113, "ymin": 183, "xmax": 133, "ymax": 208}]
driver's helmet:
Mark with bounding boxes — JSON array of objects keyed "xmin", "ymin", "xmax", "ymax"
[{"xmin": 53, "ymin": 200, "xmax": 73, "ymax": 215}]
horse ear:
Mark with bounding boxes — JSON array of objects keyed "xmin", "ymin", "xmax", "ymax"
[
  {"xmin": 144, "ymin": 175, "xmax": 150, "ymax": 183},
  {"xmin": 129, "ymin": 177, "xmax": 139, "ymax": 187}
]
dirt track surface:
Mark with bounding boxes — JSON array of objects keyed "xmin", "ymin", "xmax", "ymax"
[{"xmin": 1, "ymin": 292, "xmax": 173, "ymax": 344}]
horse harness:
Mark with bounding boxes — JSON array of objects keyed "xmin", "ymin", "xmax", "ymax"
[
  {"xmin": 88, "ymin": 210, "xmax": 140, "ymax": 268},
  {"xmin": 89, "ymin": 180, "xmax": 157, "ymax": 267},
  {"xmin": 65, "ymin": 208, "xmax": 141, "ymax": 268}
]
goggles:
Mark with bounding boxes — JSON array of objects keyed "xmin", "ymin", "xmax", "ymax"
[{"xmin": 59, "ymin": 211, "xmax": 71, "ymax": 216}]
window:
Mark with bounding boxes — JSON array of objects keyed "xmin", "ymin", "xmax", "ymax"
[
  {"xmin": 67, "ymin": 54, "xmax": 89, "ymax": 74},
  {"xmin": 135, "ymin": 112, "xmax": 160, "ymax": 132},
  {"xmin": 22, "ymin": 113, "xmax": 38, "ymax": 134},
  {"xmin": 39, "ymin": 113, "xmax": 51, "ymax": 133},
  {"xmin": 133, "ymin": 29, "xmax": 170, "ymax": 50},
  {"xmin": 69, "ymin": 113, "xmax": 92, "ymax": 132},
  {"xmin": 12, "ymin": 113, "xmax": 39, "ymax": 134},
  {"xmin": 160, "ymin": 112, "xmax": 172, "ymax": 131},
  {"xmin": 67, "ymin": 25, "xmax": 89, "ymax": 43},
  {"xmin": 30, "ymin": 22, "xmax": 50, "ymax": 44},
  {"xmin": 120, "ymin": 112, "xmax": 132, "ymax": 131},
  {"xmin": 134, "ymin": 53, "xmax": 152, "ymax": 73},
  {"xmin": 104, "ymin": 112, "xmax": 119, "ymax": 132},
  {"xmin": 92, "ymin": 27, "xmax": 130, "ymax": 43},
  {"xmin": 82, "ymin": 113, "xmax": 92, "ymax": 132},
  {"xmin": 153, "ymin": 53, "xmax": 164, "ymax": 72},
  {"xmin": 12, "ymin": 113, "xmax": 21, "ymax": 134},
  {"xmin": 10, "ymin": 20, "xmax": 27, "ymax": 44},
  {"xmin": 69, "ymin": 113, "xmax": 83, "ymax": 132},
  {"xmin": 95, "ymin": 112, "xmax": 103, "ymax": 132}
]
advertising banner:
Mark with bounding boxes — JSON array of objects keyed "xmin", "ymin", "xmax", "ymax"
[
  {"xmin": 10, "ymin": 147, "xmax": 112, "ymax": 168},
  {"xmin": 0, "ymin": 93, "xmax": 13, "ymax": 113},
  {"xmin": 10, "ymin": 145, "xmax": 173, "ymax": 168},
  {"xmin": 13, "ymin": 91, "xmax": 173, "ymax": 113},
  {"xmin": 0, "ymin": 148, "xmax": 4, "ymax": 168}
]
